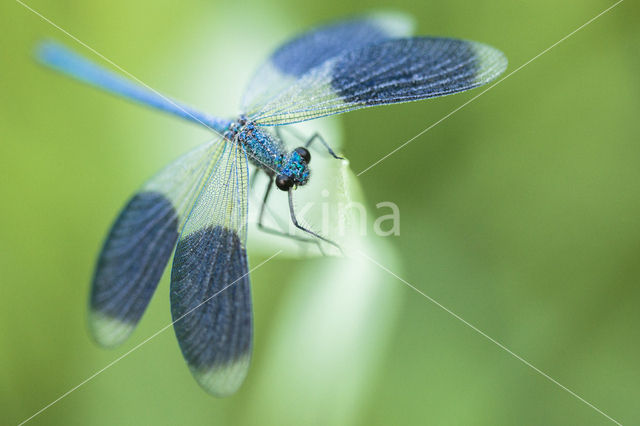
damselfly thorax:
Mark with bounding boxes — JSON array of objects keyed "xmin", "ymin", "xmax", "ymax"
[{"xmin": 225, "ymin": 116, "xmax": 311, "ymax": 191}]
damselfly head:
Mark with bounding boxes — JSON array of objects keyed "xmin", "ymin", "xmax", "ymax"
[{"xmin": 275, "ymin": 147, "xmax": 311, "ymax": 191}]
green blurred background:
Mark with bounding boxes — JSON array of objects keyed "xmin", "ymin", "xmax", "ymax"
[{"xmin": 2, "ymin": 0, "xmax": 639, "ymax": 424}]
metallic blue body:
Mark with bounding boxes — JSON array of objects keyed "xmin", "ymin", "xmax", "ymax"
[
  {"xmin": 37, "ymin": 41, "xmax": 232, "ymax": 133},
  {"xmin": 38, "ymin": 41, "xmax": 310, "ymax": 186},
  {"xmin": 227, "ymin": 118, "xmax": 310, "ymax": 185}
]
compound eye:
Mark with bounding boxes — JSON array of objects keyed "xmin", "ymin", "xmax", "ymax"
[
  {"xmin": 294, "ymin": 147, "xmax": 311, "ymax": 164},
  {"xmin": 275, "ymin": 174, "xmax": 294, "ymax": 191}
]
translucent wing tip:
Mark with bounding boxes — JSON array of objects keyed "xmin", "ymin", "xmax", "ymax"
[
  {"xmin": 367, "ymin": 10, "xmax": 416, "ymax": 37},
  {"xmin": 471, "ymin": 41, "xmax": 508, "ymax": 85},
  {"xmin": 88, "ymin": 310, "xmax": 136, "ymax": 348},
  {"xmin": 190, "ymin": 353, "xmax": 252, "ymax": 397}
]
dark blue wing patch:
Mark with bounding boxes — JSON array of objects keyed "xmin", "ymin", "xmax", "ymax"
[
  {"xmin": 170, "ymin": 225, "xmax": 252, "ymax": 396},
  {"xmin": 331, "ymin": 37, "xmax": 489, "ymax": 105},
  {"xmin": 271, "ymin": 14, "xmax": 412, "ymax": 77},
  {"xmin": 241, "ymin": 12, "xmax": 414, "ymax": 114},
  {"xmin": 90, "ymin": 191, "xmax": 179, "ymax": 347}
]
